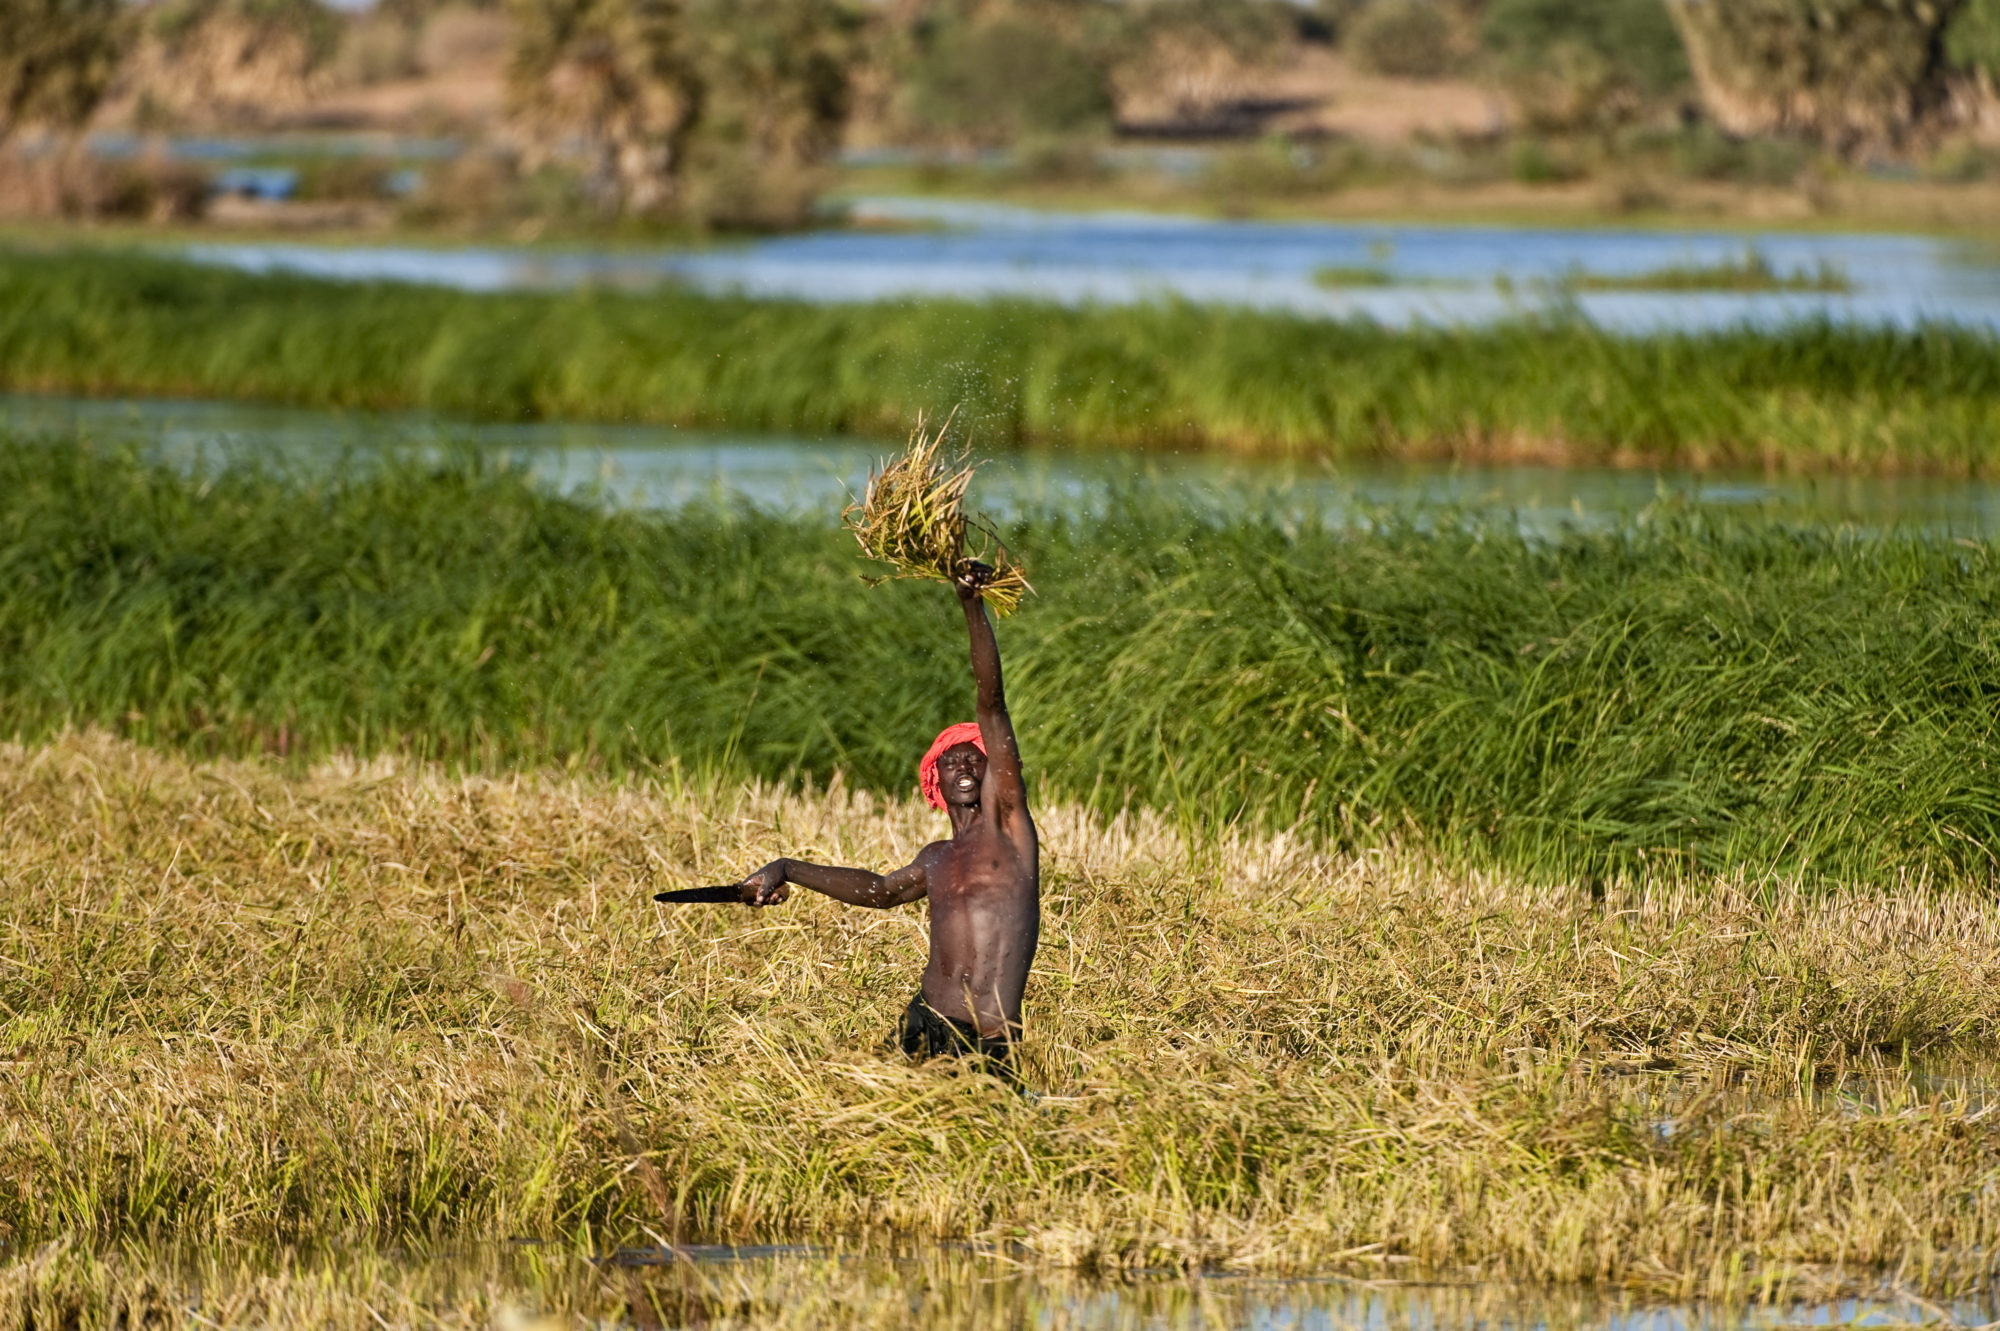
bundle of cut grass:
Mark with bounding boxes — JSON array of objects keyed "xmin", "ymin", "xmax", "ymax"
[{"xmin": 843, "ymin": 416, "xmax": 1032, "ymax": 616}]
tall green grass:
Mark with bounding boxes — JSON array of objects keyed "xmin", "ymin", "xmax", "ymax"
[
  {"xmin": 3, "ymin": 247, "xmax": 2000, "ymax": 470},
  {"xmin": 3, "ymin": 434, "xmax": 1997, "ymax": 885}
]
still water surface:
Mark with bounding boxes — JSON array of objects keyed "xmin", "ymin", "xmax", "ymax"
[
  {"xmin": 48, "ymin": 1242, "xmax": 1998, "ymax": 1331},
  {"xmin": 13, "ymin": 392, "xmax": 2000, "ymax": 534},
  {"xmin": 596, "ymin": 1247, "xmax": 2000, "ymax": 1331},
  {"xmin": 180, "ymin": 197, "xmax": 2000, "ymax": 333},
  {"xmin": 132, "ymin": 1242, "xmax": 1983, "ymax": 1331}
]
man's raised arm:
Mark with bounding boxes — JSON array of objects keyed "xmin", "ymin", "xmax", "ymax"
[
  {"xmin": 958, "ymin": 572, "xmax": 1026, "ymax": 818},
  {"xmin": 738, "ymin": 857, "xmax": 927, "ymax": 909}
]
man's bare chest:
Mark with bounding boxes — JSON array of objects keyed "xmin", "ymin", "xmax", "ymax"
[{"xmin": 927, "ymin": 826, "xmax": 1037, "ymax": 903}]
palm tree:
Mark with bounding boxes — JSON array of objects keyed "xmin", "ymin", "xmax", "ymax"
[
  {"xmin": 0, "ymin": 0, "xmax": 126, "ymax": 146},
  {"xmin": 1665, "ymin": 0, "xmax": 1961, "ymax": 155},
  {"xmin": 506, "ymin": 0, "xmax": 699, "ymax": 215},
  {"xmin": 679, "ymin": 0, "xmax": 858, "ymax": 226}
]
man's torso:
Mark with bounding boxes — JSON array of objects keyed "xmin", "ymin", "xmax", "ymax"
[{"xmin": 917, "ymin": 814, "xmax": 1039, "ymax": 1037}]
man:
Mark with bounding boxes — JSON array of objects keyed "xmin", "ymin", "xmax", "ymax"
[{"xmin": 733, "ymin": 564, "xmax": 1038, "ymax": 1074}]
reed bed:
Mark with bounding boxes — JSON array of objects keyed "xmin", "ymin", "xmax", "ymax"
[
  {"xmin": 2, "ymin": 732, "xmax": 1999, "ymax": 1297},
  {"xmin": 1559, "ymin": 251, "xmax": 1853, "ymax": 294},
  {"xmin": 3, "ymin": 247, "xmax": 2000, "ymax": 471},
  {"xmin": 2, "ymin": 436, "xmax": 1996, "ymax": 887}
]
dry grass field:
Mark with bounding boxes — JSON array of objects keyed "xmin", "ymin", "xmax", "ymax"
[{"xmin": 4, "ymin": 731, "xmax": 1999, "ymax": 1317}]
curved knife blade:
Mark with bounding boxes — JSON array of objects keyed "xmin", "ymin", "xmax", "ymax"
[{"xmin": 652, "ymin": 885, "xmax": 750, "ymax": 904}]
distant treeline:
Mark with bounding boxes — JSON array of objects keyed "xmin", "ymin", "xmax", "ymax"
[
  {"xmin": 4, "ymin": 435, "xmax": 1997, "ymax": 887},
  {"xmin": 4, "ymin": 247, "xmax": 1999, "ymax": 473},
  {"xmin": 7, "ymin": 0, "xmax": 2000, "ymax": 227}
]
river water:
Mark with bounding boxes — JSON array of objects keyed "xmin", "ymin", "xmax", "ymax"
[
  {"xmin": 12, "ymin": 392, "xmax": 2000, "ymax": 534},
  {"xmin": 29, "ymin": 1240, "xmax": 1991, "ymax": 1331},
  {"xmin": 179, "ymin": 197, "xmax": 2000, "ymax": 333},
  {"xmin": 602, "ymin": 1247, "xmax": 2000, "ymax": 1331}
]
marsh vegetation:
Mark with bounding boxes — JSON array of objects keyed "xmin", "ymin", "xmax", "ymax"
[
  {"xmin": 1315, "ymin": 250, "xmax": 1854, "ymax": 297},
  {"xmin": 6, "ymin": 411, "xmax": 2000, "ymax": 1317},
  {"xmin": 1556, "ymin": 250, "xmax": 1852, "ymax": 294},
  {"xmin": 6, "ymin": 249, "xmax": 2000, "ymax": 471},
  {"xmin": 1310, "ymin": 264, "xmax": 1399, "ymax": 287},
  {"xmin": 5, "ymin": 435, "xmax": 1999, "ymax": 886}
]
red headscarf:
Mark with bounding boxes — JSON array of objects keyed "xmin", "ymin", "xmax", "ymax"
[{"xmin": 919, "ymin": 722, "xmax": 986, "ymax": 811}]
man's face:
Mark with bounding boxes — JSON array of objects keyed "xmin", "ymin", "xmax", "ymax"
[{"xmin": 936, "ymin": 742, "xmax": 986, "ymax": 806}]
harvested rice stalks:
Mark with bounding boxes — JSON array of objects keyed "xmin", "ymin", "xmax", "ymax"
[{"xmin": 842, "ymin": 415, "xmax": 1033, "ymax": 616}]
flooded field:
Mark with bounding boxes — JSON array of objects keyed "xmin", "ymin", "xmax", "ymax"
[
  {"xmin": 543, "ymin": 1245, "xmax": 2000, "ymax": 1330},
  {"xmin": 13, "ymin": 392, "xmax": 2000, "ymax": 534},
  {"xmin": 180, "ymin": 198, "xmax": 2000, "ymax": 332},
  {"xmin": 11, "ymin": 1242, "xmax": 2000, "ymax": 1331},
  {"xmin": 7, "ymin": 370, "xmax": 2000, "ymax": 1326}
]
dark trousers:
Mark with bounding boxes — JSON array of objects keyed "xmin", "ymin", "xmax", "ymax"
[{"xmin": 894, "ymin": 994, "xmax": 1018, "ymax": 1082}]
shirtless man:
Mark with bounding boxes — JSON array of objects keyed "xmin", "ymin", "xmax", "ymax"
[{"xmin": 733, "ymin": 564, "xmax": 1038, "ymax": 1072}]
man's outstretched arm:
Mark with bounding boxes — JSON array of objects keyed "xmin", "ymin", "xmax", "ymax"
[
  {"xmin": 737, "ymin": 856, "xmax": 927, "ymax": 909},
  {"xmin": 958, "ymin": 571, "xmax": 1026, "ymax": 819}
]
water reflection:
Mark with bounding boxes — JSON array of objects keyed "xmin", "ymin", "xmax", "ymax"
[
  {"xmin": 24, "ymin": 1240, "xmax": 1999, "ymax": 1331},
  {"xmin": 1614, "ymin": 1052, "xmax": 2000, "ymax": 1147},
  {"xmin": 11, "ymin": 393, "xmax": 2000, "ymax": 536},
  {"xmin": 176, "ymin": 197, "xmax": 2000, "ymax": 332},
  {"xmin": 607, "ymin": 1249, "xmax": 2000, "ymax": 1331}
]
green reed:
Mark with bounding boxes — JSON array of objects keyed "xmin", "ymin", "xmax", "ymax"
[
  {"xmin": 1559, "ymin": 250, "xmax": 1853, "ymax": 294},
  {"xmin": 2, "ymin": 246, "xmax": 1999, "ymax": 470},
  {"xmin": 2, "ymin": 434, "xmax": 1996, "ymax": 886}
]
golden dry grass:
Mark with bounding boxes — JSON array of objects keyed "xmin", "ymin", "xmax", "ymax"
[
  {"xmin": 3, "ymin": 733, "xmax": 1999, "ymax": 1299},
  {"xmin": 842, "ymin": 417, "xmax": 1031, "ymax": 616}
]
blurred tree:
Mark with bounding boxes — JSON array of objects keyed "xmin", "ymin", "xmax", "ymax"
[
  {"xmin": 1946, "ymin": 0, "xmax": 2000, "ymax": 84},
  {"xmin": 1664, "ymin": 0, "xmax": 1961, "ymax": 154},
  {"xmin": 377, "ymin": 0, "xmax": 500, "ymax": 23},
  {"xmin": 1481, "ymin": 0, "xmax": 1690, "ymax": 128},
  {"xmin": 509, "ymin": 0, "xmax": 861, "ymax": 224},
  {"xmin": 0, "ymin": 0, "xmax": 127, "ymax": 144},
  {"xmin": 333, "ymin": 6, "xmax": 424, "ymax": 85},
  {"xmin": 904, "ymin": 8, "xmax": 1115, "ymax": 144},
  {"xmin": 1109, "ymin": 0, "xmax": 1294, "ymax": 124},
  {"xmin": 1346, "ymin": 0, "xmax": 1459, "ymax": 79},
  {"xmin": 679, "ymin": 0, "xmax": 859, "ymax": 228},
  {"xmin": 1314, "ymin": 0, "xmax": 1370, "ymax": 45},
  {"xmin": 506, "ymin": 0, "xmax": 699, "ymax": 215},
  {"xmin": 123, "ymin": 0, "xmax": 341, "ymax": 127}
]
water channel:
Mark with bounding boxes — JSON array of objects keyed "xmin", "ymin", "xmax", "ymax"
[
  {"xmin": 25, "ymin": 1241, "xmax": 1993, "ymax": 1331},
  {"xmin": 13, "ymin": 392, "xmax": 2000, "ymax": 535},
  {"xmin": 177, "ymin": 197, "xmax": 2000, "ymax": 334},
  {"xmin": 598, "ymin": 1247, "xmax": 2000, "ymax": 1331}
]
